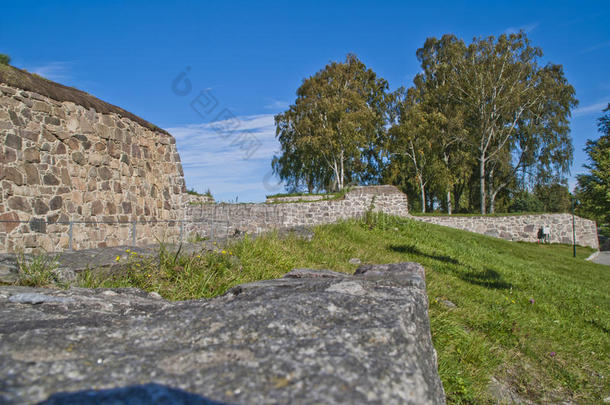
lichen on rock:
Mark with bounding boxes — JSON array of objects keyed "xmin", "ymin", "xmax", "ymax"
[{"xmin": 0, "ymin": 262, "xmax": 445, "ymax": 404}]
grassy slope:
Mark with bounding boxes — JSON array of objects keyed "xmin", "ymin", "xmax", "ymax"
[{"xmin": 76, "ymin": 216, "xmax": 608, "ymax": 404}]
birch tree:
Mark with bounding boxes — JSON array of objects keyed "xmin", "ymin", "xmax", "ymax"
[
  {"xmin": 445, "ymin": 32, "xmax": 576, "ymax": 213},
  {"xmin": 273, "ymin": 54, "xmax": 389, "ymax": 192},
  {"xmin": 413, "ymin": 36, "xmax": 471, "ymax": 213},
  {"xmin": 386, "ymin": 88, "xmax": 443, "ymax": 213}
]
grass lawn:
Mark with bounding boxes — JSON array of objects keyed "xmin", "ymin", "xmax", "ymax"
[{"xmin": 29, "ymin": 215, "xmax": 609, "ymax": 404}]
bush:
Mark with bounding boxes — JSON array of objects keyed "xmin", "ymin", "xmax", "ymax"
[
  {"xmin": 509, "ymin": 191, "xmax": 543, "ymax": 213},
  {"xmin": 0, "ymin": 54, "xmax": 10, "ymax": 65},
  {"xmin": 187, "ymin": 188, "xmax": 213, "ymax": 198}
]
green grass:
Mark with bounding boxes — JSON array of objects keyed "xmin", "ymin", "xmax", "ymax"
[
  {"xmin": 45, "ymin": 216, "xmax": 610, "ymax": 403},
  {"xmin": 15, "ymin": 253, "xmax": 63, "ymax": 287},
  {"xmin": 266, "ymin": 186, "xmax": 353, "ymax": 201},
  {"xmin": 266, "ymin": 191, "xmax": 336, "ymax": 198}
]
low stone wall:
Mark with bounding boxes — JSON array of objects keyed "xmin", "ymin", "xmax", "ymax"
[
  {"xmin": 414, "ymin": 214, "xmax": 599, "ymax": 249},
  {"xmin": 184, "ymin": 185, "xmax": 409, "ymax": 238}
]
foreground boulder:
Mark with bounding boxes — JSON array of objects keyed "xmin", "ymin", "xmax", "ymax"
[{"xmin": 0, "ymin": 263, "xmax": 445, "ymax": 404}]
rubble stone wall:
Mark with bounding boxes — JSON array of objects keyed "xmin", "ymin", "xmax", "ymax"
[
  {"xmin": 184, "ymin": 185, "xmax": 410, "ymax": 238},
  {"xmin": 414, "ymin": 214, "xmax": 599, "ymax": 249},
  {"xmin": 0, "ymin": 83, "xmax": 186, "ymax": 252}
]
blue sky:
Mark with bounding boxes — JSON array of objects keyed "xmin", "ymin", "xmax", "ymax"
[{"xmin": 2, "ymin": 1, "xmax": 609, "ymax": 202}]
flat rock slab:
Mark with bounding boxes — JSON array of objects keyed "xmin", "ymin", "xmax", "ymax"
[{"xmin": 0, "ymin": 262, "xmax": 445, "ymax": 404}]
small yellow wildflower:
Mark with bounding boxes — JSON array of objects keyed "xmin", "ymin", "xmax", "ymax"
[
  {"xmin": 115, "ymin": 256, "xmax": 120, "ymax": 262},
  {"xmin": 147, "ymin": 274, "xmax": 151, "ymax": 278},
  {"xmin": 126, "ymin": 249, "xmax": 130, "ymax": 253},
  {"xmin": 196, "ymin": 255, "xmax": 201, "ymax": 258},
  {"xmin": 221, "ymin": 250, "xmax": 226, "ymax": 254}
]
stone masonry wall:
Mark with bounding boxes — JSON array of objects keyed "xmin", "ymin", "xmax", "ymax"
[
  {"xmin": 414, "ymin": 214, "xmax": 599, "ymax": 249},
  {"xmin": 184, "ymin": 185, "xmax": 409, "ymax": 238},
  {"xmin": 0, "ymin": 83, "xmax": 186, "ymax": 253}
]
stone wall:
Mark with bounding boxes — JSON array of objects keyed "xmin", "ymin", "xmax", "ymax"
[
  {"xmin": 0, "ymin": 83, "xmax": 186, "ymax": 252},
  {"xmin": 414, "ymin": 214, "xmax": 599, "ymax": 249},
  {"xmin": 184, "ymin": 185, "xmax": 410, "ymax": 239}
]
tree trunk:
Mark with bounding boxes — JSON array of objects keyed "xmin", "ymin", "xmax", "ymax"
[
  {"xmin": 488, "ymin": 168, "xmax": 494, "ymax": 214},
  {"xmin": 454, "ymin": 183, "xmax": 464, "ymax": 212},
  {"xmin": 332, "ymin": 159, "xmax": 340, "ymax": 191},
  {"xmin": 479, "ymin": 158, "xmax": 486, "ymax": 214},
  {"xmin": 420, "ymin": 179, "xmax": 426, "ymax": 214},
  {"xmin": 339, "ymin": 150, "xmax": 345, "ymax": 190},
  {"xmin": 442, "ymin": 151, "xmax": 452, "ymax": 215}
]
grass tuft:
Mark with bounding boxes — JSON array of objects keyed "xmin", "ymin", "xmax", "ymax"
[{"xmin": 16, "ymin": 253, "xmax": 62, "ymax": 287}]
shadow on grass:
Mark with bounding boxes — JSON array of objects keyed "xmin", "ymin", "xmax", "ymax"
[
  {"xmin": 459, "ymin": 268, "xmax": 513, "ymax": 290},
  {"xmin": 388, "ymin": 244, "xmax": 513, "ymax": 290},
  {"xmin": 388, "ymin": 244, "xmax": 460, "ymax": 265}
]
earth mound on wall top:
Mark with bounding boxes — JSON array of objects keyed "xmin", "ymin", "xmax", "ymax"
[{"xmin": 0, "ymin": 63, "xmax": 168, "ymax": 135}]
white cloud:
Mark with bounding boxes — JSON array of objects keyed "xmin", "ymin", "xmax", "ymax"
[
  {"xmin": 503, "ymin": 22, "xmax": 539, "ymax": 35},
  {"xmin": 578, "ymin": 40, "xmax": 610, "ymax": 55},
  {"xmin": 264, "ymin": 99, "xmax": 290, "ymax": 111},
  {"xmin": 26, "ymin": 61, "xmax": 71, "ymax": 82},
  {"xmin": 572, "ymin": 99, "xmax": 609, "ymax": 117},
  {"xmin": 165, "ymin": 114, "xmax": 283, "ymax": 202}
]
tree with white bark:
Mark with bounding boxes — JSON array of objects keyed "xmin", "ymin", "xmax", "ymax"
[{"xmin": 273, "ymin": 54, "xmax": 389, "ymax": 192}]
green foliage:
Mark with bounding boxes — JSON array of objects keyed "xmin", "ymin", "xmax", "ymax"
[
  {"xmin": 266, "ymin": 187, "xmax": 353, "ymax": 204},
  {"xmin": 77, "ymin": 245, "xmax": 240, "ymax": 300},
  {"xmin": 390, "ymin": 32, "xmax": 576, "ymax": 214},
  {"xmin": 16, "ymin": 253, "xmax": 61, "ymax": 287},
  {"xmin": 508, "ymin": 183, "xmax": 572, "ymax": 213},
  {"xmin": 273, "ymin": 54, "xmax": 390, "ymax": 192},
  {"xmin": 186, "ymin": 188, "xmax": 213, "ymax": 198},
  {"xmin": 509, "ymin": 191, "xmax": 544, "ymax": 213},
  {"xmin": 266, "ymin": 191, "xmax": 336, "ymax": 199},
  {"xmin": 0, "ymin": 54, "xmax": 10, "ymax": 65},
  {"xmin": 533, "ymin": 183, "xmax": 572, "ymax": 213},
  {"xmin": 576, "ymin": 104, "xmax": 610, "ymax": 225},
  {"xmin": 273, "ymin": 33, "xmax": 576, "ymax": 214}
]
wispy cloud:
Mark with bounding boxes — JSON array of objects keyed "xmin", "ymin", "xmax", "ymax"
[
  {"xmin": 503, "ymin": 22, "xmax": 539, "ymax": 35},
  {"xmin": 26, "ymin": 61, "xmax": 72, "ymax": 82},
  {"xmin": 166, "ymin": 114, "xmax": 282, "ymax": 202},
  {"xmin": 578, "ymin": 40, "xmax": 610, "ymax": 55},
  {"xmin": 264, "ymin": 98, "xmax": 290, "ymax": 111},
  {"xmin": 572, "ymin": 99, "xmax": 609, "ymax": 117}
]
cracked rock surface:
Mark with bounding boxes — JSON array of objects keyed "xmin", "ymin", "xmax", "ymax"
[{"xmin": 0, "ymin": 262, "xmax": 445, "ymax": 404}]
